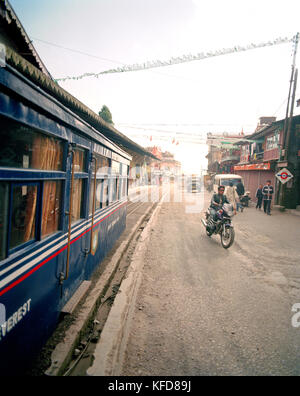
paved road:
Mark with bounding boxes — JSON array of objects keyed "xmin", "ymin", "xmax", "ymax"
[{"xmin": 121, "ymin": 190, "xmax": 300, "ymax": 376}]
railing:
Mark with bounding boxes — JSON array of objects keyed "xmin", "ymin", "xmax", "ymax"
[
  {"xmin": 239, "ymin": 154, "xmax": 250, "ymax": 164},
  {"xmin": 250, "ymin": 152, "xmax": 264, "ymax": 161},
  {"xmin": 220, "ymin": 155, "xmax": 240, "ymax": 163},
  {"xmin": 264, "ymin": 148, "xmax": 279, "ymax": 161}
]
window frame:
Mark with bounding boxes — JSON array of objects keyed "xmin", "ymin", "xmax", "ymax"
[
  {"xmin": 70, "ymin": 146, "xmax": 89, "ymax": 225},
  {"xmin": 0, "ymin": 118, "xmax": 69, "ymax": 261},
  {"xmin": 89, "ymin": 154, "xmax": 110, "ymax": 215},
  {"xmin": 266, "ymin": 132, "xmax": 279, "ymax": 151},
  {"xmin": 7, "ymin": 181, "xmax": 41, "ymax": 256},
  {"xmin": 0, "ymin": 176, "xmax": 66, "ymax": 261},
  {"xmin": 41, "ymin": 179, "xmax": 64, "ymax": 240}
]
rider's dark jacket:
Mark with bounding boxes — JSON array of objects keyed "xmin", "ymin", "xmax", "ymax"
[{"xmin": 210, "ymin": 193, "xmax": 229, "ymax": 210}]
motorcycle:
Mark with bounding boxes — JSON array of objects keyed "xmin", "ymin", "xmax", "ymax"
[
  {"xmin": 201, "ymin": 203, "xmax": 235, "ymax": 249},
  {"xmin": 239, "ymin": 191, "xmax": 251, "ymax": 207}
]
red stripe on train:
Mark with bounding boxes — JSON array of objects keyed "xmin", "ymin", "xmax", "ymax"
[{"xmin": 0, "ymin": 202, "xmax": 127, "ymax": 297}]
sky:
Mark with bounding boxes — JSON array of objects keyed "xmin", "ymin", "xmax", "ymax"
[{"xmin": 9, "ymin": 0, "xmax": 300, "ymax": 173}]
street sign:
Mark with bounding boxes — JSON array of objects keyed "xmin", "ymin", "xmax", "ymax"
[
  {"xmin": 275, "ymin": 168, "xmax": 294, "ymax": 184},
  {"xmin": 277, "ymin": 161, "xmax": 288, "ymax": 168}
]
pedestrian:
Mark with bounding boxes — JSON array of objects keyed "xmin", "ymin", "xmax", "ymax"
[
  {"xmin": 255, "ymin": 184, "xmax": 263, "ymax": 210},
  {"xmin": 262, "ymin": 180, "xmax": 274, "ymax": 215},
  {"xmin": 235, "ymin": 180, "xmax": 245, "ymax": 212},
  {"xmin": 236, "ymin": 180, "xmax": 245, "ymax": 197},
  {"xmin": 225, "ymin": 182, "xmax": 239, "ymax": 214}
]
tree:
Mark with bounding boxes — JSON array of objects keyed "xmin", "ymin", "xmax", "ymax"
[{"xmin": 99, "ymin": 105, "xmax": 114, "ymax": 125}]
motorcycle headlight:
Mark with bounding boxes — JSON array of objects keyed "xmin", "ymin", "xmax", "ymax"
[{"xmin": 223, "ymin": 203, "xmax": 234, "ymax": 217}]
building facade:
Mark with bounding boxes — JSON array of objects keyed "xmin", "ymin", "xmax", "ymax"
[
  {"xmin": 206, "ymin": 132, "xmax": 246, "ymax": 176},
  {"xmin": 233, "ymin": 116, "xmax": 300, "ymax": 209}
]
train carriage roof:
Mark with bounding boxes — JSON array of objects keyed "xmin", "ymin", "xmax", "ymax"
[
  {"xmin": 0, "ymin": 0, "xmax": 51, "ymax": 77},
  {"xmin": 3, "ymin": 46, "xmax": 158, "ymax": 160}
]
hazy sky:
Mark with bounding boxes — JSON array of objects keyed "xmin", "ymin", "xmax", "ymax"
[{"xmin": 9, "ymin": 0, "xmax": 300, "ymax": 172}]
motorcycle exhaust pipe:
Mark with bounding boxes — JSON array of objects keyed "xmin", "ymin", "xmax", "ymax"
[{"xmin": 201, "ymin": 218, "xmax": 207, "ymax": 227}]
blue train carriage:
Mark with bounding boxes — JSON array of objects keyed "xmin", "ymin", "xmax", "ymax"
[{"xmin": 0, "ymin": 48, "xmax": 132, "ymax": 373}]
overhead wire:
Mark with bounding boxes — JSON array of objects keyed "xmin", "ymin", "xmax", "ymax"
[
  {"xmin": 32, "ymin": 35, "xmax": 298, "ymax": 138},
  {"xmin": 51, "ymin": 35, "xmax": 295, "ymax": 82},
  {"xmin": 31, "ymin": 37, "xmax": 207, "ymax": 84},
  {"xmin": 31, "ymin": 37, "xmax": 125, "ymax": 66}
]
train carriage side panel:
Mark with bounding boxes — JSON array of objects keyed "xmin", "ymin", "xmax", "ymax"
[{"xmin": 0, "ymin": 65, "xmax": 131, "ymax": 373}]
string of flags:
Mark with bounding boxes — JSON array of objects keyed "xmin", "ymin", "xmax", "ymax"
[
  {"xmin": 55, "ymin": 36, "xmax": 294, "ymax": 83},
  {"xmin": 149, "ymin": 135, "xmax": 179, "ymax": 145}
]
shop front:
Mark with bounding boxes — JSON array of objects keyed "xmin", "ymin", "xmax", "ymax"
[{"xmin": 234, "ymin": 162, "xmax": 275, "ymax": 201}]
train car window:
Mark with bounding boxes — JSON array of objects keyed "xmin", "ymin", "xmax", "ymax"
[
  {"xmin": 112, "ymin": 176, "xmax": 120, "ymax": 202},
  {"xmin": 42, "ymin": 181, "xmax": 62, "ymax": 238},
  {"xmin": 89, "ymin": 179, "xmax": 102, "ymax": 213},
  {"xmin": 115, "ymin": 177, "xmax": 120, "ymax": 201},
  {"xmin": 73, "ymin": 148, "xmax": 86, "ymax": 172},
  {"xmin": 95, "ymin": 180, "xmax": 102, "ymax": 210},
  {"xmin": 89, "ymin": 177, "xmax": 109, "ymax": 214},
  {"xmin": 102, "ymin": 179, "xmax": 108, "ymax": 209},
  {"xmin": 71, "ymin": 179, "xmax": 85, "ymax": 223},
  {"xmin": 120, "ymin": 164, "xmax": 128, "ymax": 199},
  {"xmin": 109, "ymin": 161, "xmax": 121, "ymax": 203},
  {"xmin": 92, "ymin": 154, "xmax": 109, "ymax": 175},
  {"xmin": 111, "ymin": 160, "xmax": 121, "ymax": 175},
  {"xmin": 109, "ymin": 176, "xmax": 120, "ymax": 203},
  {"xmin": 10, "ymin": 184, "xmax": 38, "ymax": 251},
  {"xmin": 121, "ymin": 164, "xmax": 128, "ymax": 176},
  {"xmin": 89, "ymin": 154, "xmax": 110, "ymax": 215},
  {"xmin": 0, "ymin": 116, "xmax": 63, "ymax": 171},
  {"xmin": 0, "ymin": 183, "xmax": 9, "ymax": 260},
  {"xmin": 121, "ymin": 178, "xmax": 127, "ymax": 199},
  {"xmin": 71, "ymin": 147, "xmax": 88, "ymax": 223}
]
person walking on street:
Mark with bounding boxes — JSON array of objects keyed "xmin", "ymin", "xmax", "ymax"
[
  {"xmin": 235, "ymin": 181, "xmax": 245, "ymax": 212},
  {"xmin": 225, "ymin": 182, "xmax": 239, "ymax": 214},
  {"xmin": 255, "ymin": 184, "xmax": 263, "ymax": 210},
  {"xmin": 262, "ymin": 180, "xmax": 274, "ymax": 215},
  {"xmin": 236, "ymin": 180, "xmax": 245, "ymax": 197}
]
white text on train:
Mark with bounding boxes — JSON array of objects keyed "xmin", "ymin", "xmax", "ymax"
[{"xmin": 0, "ymin": 299, "xmax": 31, "ymax": 341}]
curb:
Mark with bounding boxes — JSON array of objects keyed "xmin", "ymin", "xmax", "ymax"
[
  {"xmin": 87, "ymin": 194, "xmax": 166, "ymax": 376},
  {"xmin": 45, "ymin": 202, "xmax": 157, "ymax": 376},
  {"xmin": 287, "ymin": 209, "xmax": 300, "ymax": 217},
  {"xmin": 273, "ymin": 205, "xmax": 300, "ymax": 217}
]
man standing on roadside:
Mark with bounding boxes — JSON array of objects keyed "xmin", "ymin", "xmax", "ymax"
[
  {"xmin": 255, "ymin": 184, "xmax": 263, "ymax": 210},
  {"xmin": 235, "ymin": 180, "xmax": 245, "ymax": 212},
  {"xmin": 262, "ymin": 180, "xmax": 274, "ymax": 215}
]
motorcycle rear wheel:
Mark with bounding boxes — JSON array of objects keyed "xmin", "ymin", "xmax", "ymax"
[{"xmin": 220, "ymin": 227, "xmax": 235, "ymax": 249}]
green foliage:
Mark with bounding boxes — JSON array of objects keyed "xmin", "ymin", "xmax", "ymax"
[{"xmin": 99, "ymin": 105, "xmax": 114, "ymax": 124}]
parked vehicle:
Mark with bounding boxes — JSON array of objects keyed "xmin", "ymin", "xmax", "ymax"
[
  {"xmin": 213, "ymin": 174, "xmax": 243, "ymax": 193},
  {"xmin": 240, "ymin": 191, "xmax": 251, "ymax": 207},
  {"xmin": 201, "ymin": 203, "xmax": 235, "ymax": 249},
  {"xmin": 187, "ymin": 174, "xmax": 202, "ymax": 193}
]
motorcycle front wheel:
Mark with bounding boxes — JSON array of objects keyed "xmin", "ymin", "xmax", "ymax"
[
  {"xmin": 206, "ymin": 228, "xmax": 213, "ymax": 237},
  {"xmin": 220, "ymin": 226, "xmax": 235, "ymax": 249}
]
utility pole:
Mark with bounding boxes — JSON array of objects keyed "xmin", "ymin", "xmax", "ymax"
[
  {"xmin": 282, "ymin": 33, "xmax": 299, "ymax": 154},
  {"xmin": 285, "ymin": 68, "xmax": 298, "ymax": 156},
  {"xmin": 278, "ymin": 33, "xmax": 299, "ymax": 207}
]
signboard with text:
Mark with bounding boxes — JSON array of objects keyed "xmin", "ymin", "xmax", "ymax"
[{"xmin": 234, "ymin": 162, "xmax": 271, "ymax": 171}]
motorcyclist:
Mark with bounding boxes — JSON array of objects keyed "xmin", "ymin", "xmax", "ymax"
[{"xmin": 208, "ymin": 185, "xmax": 230, "ymax": 231}]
